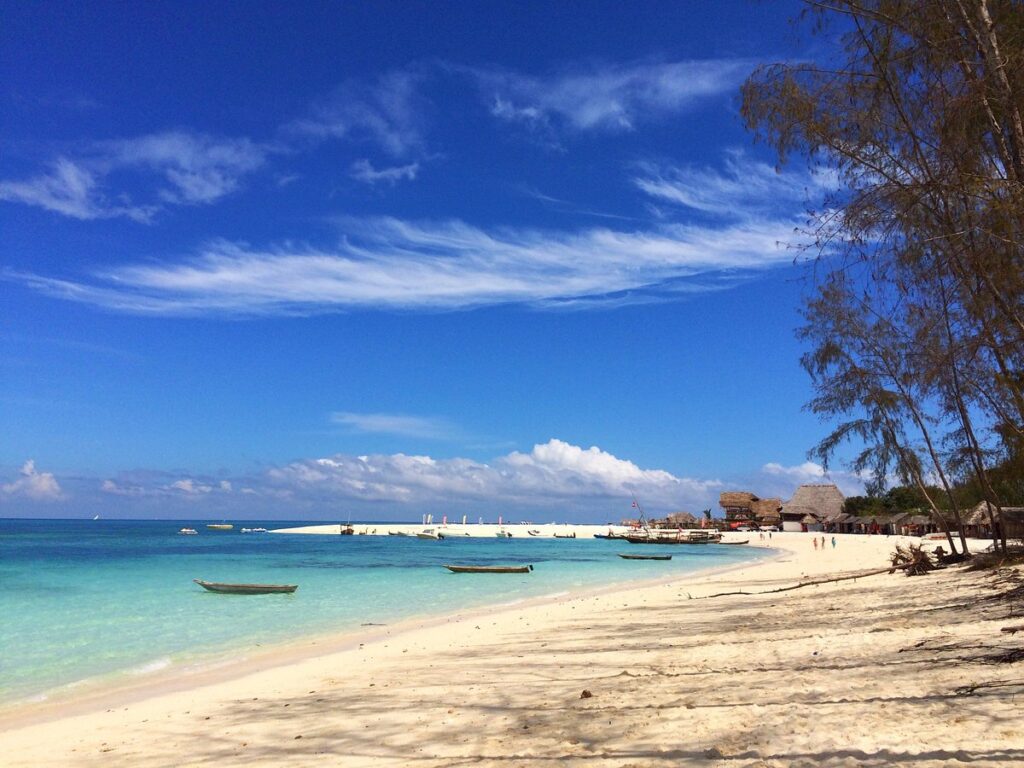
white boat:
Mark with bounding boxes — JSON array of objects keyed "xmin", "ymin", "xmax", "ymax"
[
  {"xmin": 416, "ymin": 529, "xmax": 445, "ymax": 540},
  {"xmin": 178, "ymin": 527, "xmax": 198, "ymax": 535}
]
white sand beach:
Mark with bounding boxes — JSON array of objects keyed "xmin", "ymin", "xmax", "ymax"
[{"xmin": 2, "ymin": 532, "xmax": 1021, "ymax": 767}]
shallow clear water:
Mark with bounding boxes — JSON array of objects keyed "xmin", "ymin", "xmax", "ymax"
[{"xmin": 0, "ymin": 519, "xmax": 766, "ymax": 704}]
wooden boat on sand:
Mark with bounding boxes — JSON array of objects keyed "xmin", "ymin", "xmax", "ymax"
[
  {"xmin": 553, "ymin": 532, "xmax": 576, "ymax": 539},
  {"xmin": 444, "ymin": 564, "xmax": 533, "ymax": 574},
  {"xmin": 193, "ymin": 579, "xmax": 297, "ymax": 594},
  {"xmin": 719, "ymin": 539, "xmax": 749, "ymax": 545},
  {"xmin": 618, "ymin": 553, "xmax": 672, "ymax": 560}
]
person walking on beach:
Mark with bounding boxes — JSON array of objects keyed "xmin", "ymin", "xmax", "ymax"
[
  {"xmin": 813, "ymin": 537, "xmax": 818, "ymax": 550},
  {"xmin": 831, "ymin": 536, "xmax": 837, "ymax": 549},
  {"xmin": 821, "ymin": 535, "xmax": 826, "ymax": 549}
]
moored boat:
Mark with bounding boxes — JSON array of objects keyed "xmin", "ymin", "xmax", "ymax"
[
  {"xmin": 719, "ymin": 539, "xmax": 749, "ymax": 545},
  {"xmin": 193, "ymin": 579, "xmax": 297, "ymax": 594},
  {"xmin": 618, "ymin": 553, "xmax": 672, "ymax": 560},
  {"xmin": 553, "ymin": 532, "xmax": 576, "ymax": 539},
  {"xmin": 444, "ymin": 564, "xmax": 533, "ymax": 574},
  {"xmin": 626, "ymin": 529, "xmax": 722, "ymax": 545},
  {"xmin": 178, "ymin": 527, "xmax": 198, "ymax": 535},
  {"xmin": 206, "ymin": 523, "xmax": 233, "ymax": 531},
  {"xmin": 417, "ymin": 529, "xmax": 445, "ymax": 540}
]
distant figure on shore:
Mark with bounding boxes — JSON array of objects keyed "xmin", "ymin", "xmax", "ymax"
[
  {"xmin": 820, "ymin": 535, "xmax": 826, "ymax": 549},
  {"xmin": 831, "ymin": 536, "xmax": 837, "ymax": 549},
  {"xmin": 813, "ymin": 537, "xmax": 818, "ymax": 550}
]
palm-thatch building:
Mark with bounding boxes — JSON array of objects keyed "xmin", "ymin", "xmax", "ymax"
[
  {"xmin": 962, "ymin": 502, "xmax": 1024, "ymax": 540},
  {"xmin": 780, "ymin": 484, "xmax": 845, "ymax": 532},
  {"xmin": 718, "ymin": 491, "xmax": 782, "ymax": 529}
]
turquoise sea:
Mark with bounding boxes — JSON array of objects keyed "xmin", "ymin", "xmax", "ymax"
[{"xmin": 0, "ymin": 519, "xmax": 767, "ymax": 706}]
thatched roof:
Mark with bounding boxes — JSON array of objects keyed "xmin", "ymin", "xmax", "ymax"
[
  {"xmin": 964, "ymin": 502, "xmax": 1024, "ymax": 525},
  {"xmin": 903, "ymin": 514, "xmax": 933, "ymax": 526},
  {"xmin": 665, "ymin": 511, "xmax": 699, "ymax": 524},
  {"xmin": 719, "ymin": 491, "xmax": 759, "ymax": 508},
  {"xmin": 782, "ymin": 484, "xmax": 845, "ymax": 522}
]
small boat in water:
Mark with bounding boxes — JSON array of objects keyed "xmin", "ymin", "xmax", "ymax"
[
  {"xmin": 618, "ymin": 553, "xmax": 672, "ymax": 560},
  {"xmin": 178, "ymin": 527, "xmax": 198, "ymax": 535},
  {"xmin": 193, "ymin": 579, "xmax": 297, "ymax": 594},
  {"xmin": 206, "ymin": 524, "xmax": 234, "ymax": 531},
  {"xmin": 240, "ymin": 527, "xmax": 269, "ymax": 534},
  {"xmin": 719, "ymin": 539, "xmax": 749, "ymax": 545},
  {"xmin": 444, "ymin": 564, "xmax": 533, "ymax": 574},
  {"xmin": 626, "ymin": 529, "xmax": 722, "ymax": 545},
  {"xmin": 495, "ymin": 530, "xmax": 512, "ymax": 538},
  {"xmin": 553, "ymin": 532, "xmax": 576, "ymax": 539},
  {"xmin": 417, "ymin": 529, "xmax": 445, "ymax": 540},
  {"xmin": 388, "ymin": 530, "xmax": 409, "ymax": 536}
]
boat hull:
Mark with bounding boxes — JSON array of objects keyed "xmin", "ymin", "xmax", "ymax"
[
  {"xmin": 193, "ymin": 579, "xmax": 297, "ymax": 594},
  {"xmin": 444, "ymin": 565, "xmax": 533, "ymax": 574},
  {"xmin": 618, "ymin": 554, "xmax": 672, "ymax": 560}
]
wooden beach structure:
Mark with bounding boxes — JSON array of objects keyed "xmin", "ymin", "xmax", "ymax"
[{"xmin": 718, "ymin": 492, "xmax": 782, "ymax": 529}]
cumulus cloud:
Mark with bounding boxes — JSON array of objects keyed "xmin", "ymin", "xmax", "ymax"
[
  {"xmin": 268, "ymin": 438, "xmax": 721, "ymax": 509},
  {"xmin": 2, "ymin": 460, "xmax": 63, "ymax": 501},
  {"xmin": 760, "ymin": 460, "xmax": 866, "ymax": 498},
  {"xmin": 13, "ymin": 212, "xmax": 801, "ymax": 315},
  {"xmin": 762, "ymin": 460, "xmax": 828, "ymax": 483},
  {"xmin": 86, "ymin": 440, "xmax": 721, "ymax": 514},
  {"xmin": 466, "ymin": 59, "xmax": 751, "ymax": 133}
]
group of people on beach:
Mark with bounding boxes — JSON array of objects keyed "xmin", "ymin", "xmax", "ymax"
[{"xmin": 812, "ymin": 535, "xmax": 837, "ymax": 550}]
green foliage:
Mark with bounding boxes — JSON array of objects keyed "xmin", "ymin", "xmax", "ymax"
[{"xmin": 742, "ymin": 0, "xmax": 1024, "ymax": 555}]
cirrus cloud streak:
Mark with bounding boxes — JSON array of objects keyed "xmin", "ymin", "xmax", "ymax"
[{"xmin": 11, "ymin": 211, "xmax": 801, "ymax": 315}]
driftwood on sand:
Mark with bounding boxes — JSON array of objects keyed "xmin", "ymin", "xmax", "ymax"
[{"xmin": 689, "ymin": 563, "xmax": 914, "ymax": 600}]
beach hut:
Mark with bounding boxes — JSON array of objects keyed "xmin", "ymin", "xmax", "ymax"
[
  {"xmin": 718, "ymin": 491, "xmax": 782, "ymax": 529},
  {"xmin": 962, "ymin": 502, "xmax": 1024, "ymax": 540},
  {"xmin": 780, "ymin": 484, "xmax": 846, "ymax": 532}
]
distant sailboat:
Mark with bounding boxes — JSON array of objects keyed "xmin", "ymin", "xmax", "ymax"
[{"xmin": 92, "ymin": 515, "xmax": 100, "ymax": 520}]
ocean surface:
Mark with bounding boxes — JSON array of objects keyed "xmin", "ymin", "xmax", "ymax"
[{"xmin": 0, "ymin": 519, "xmax": 767, "ymax": 706}]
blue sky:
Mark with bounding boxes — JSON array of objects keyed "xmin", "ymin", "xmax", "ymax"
[{"xmin": 0, "ymin": 1, "xmax": 862, "ymax": 520}]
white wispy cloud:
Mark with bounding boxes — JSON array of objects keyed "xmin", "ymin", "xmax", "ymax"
[
  {"xmin": 286, "ymin": 70, "xmax": 426, "ymax": 157},
  {"xmin": 350, "ymin": 158, "xmax": 420, "ymax": 185},
  {"xmin": 1, "ymin": 460, "xmax": 64, "ymax": 501},
  {"xmin": 0, "ymin": 158, "xmax": 156, "ymax": 222},
  {"xmin": 106, "ymin": 131, "xmax": 269, "ymax": 204},
  {"xmin": 0, "ymin": 131, "xmax": 270, "ymax": 222},
  {"xmin": 633, "ymin": 151, "xmax": 838, "ymax": 217},
  {"xmin": 465, "ymin": 59, "xmax": 752, "ymax": 133},
  {"xmin": 12, "ymin": 213, "xmax": 800, "ymax": 315},
  {"xmin": 331, "ymin": 411, "xmax": 461, "ymax": 440}
]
